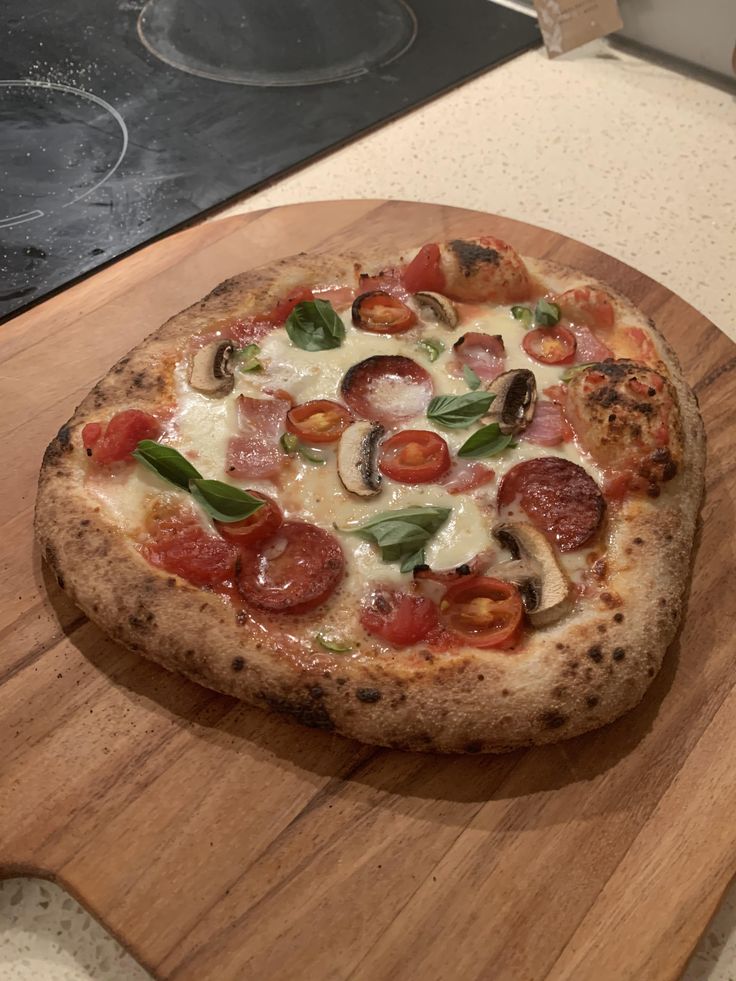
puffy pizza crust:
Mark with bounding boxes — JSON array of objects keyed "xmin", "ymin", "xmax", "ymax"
[{"xmin": 35, "ymin": 250, "xmax": 706, "ymax": 753}]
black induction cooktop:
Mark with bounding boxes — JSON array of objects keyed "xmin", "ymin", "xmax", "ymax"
[{"xmin": 1, "ymin": 0, "xmax": 539, "ymax": 320}]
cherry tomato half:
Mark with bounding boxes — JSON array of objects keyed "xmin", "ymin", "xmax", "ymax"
[
  {"xmin": 215, "ymin": 492, "xmax": 283, "ymax": 545},
  {"xmin": 379, "ymin": 430, "xmax": 451, "ymax": 484},
  {"xmin": 269, "ymin": 286, "xmax": 315, "ymax": 325},
  {"xmin": 352, "ymin": 290, "xmax": 417, "ymax": 334},
  {"xmin": 522, "ymin": 325, "xmax": 577, "ymax": 365},
  {"xmin": 286, "ymin": 399, "xmax": 353, "ymax": 444},
  {"xmin": 360, "ymin": 588, "xmax": 439, "ymax": 646},
  {"xmin": 440, "ymin": 577, "xmax": 523, "ymax": 649},
  {"xmin": 402, "ymin": 243, "xmax": 445, "ymax": 294}
]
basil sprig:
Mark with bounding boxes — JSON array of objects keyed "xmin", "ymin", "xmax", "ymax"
[
  {"xmin": 511, "ymin": 305, "xmax": 533, "ymax": 329},
  {"xmin": 344, "ymin": 505, "xmax": 451, "ymax": 572},
  {"xmin": 133, "ymin": 440, "xmax": 202, "ymax": 490},
  {"xmin": 463, "ymin": 365, "xmax": 481, "ymax": 390},
  {"xmin": 534, "ymin": 298, "xmax": 561, "ymax": 327},
  {"xmin": 417, "ymin": 337, "xmax": 445, "ymax": 363},
  {"xmin": 280, "ymin": 432, "xmax": 326, "ymax": 465},
  {"xmin": 285, "ymin": 299, "xmax": 345, "ymax": 352},
  {"xmin": 426, "ymin": 391, "xmax": 494, "ymax": 429},
  {"xmin": 458, "ymin": 423, "xmax": 517, "ymax": 458},
  {"xmin": 132, "ymin": 440, "xmax": 264, "ymax": 523}
]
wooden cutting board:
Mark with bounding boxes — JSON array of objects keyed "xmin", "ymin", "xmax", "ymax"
[{"xmin": 1, "ymin": 200, "xmax": 734, "ymax": 981}]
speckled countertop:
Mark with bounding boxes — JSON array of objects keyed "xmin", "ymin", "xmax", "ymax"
[{"xmin": 3, "ymin": 32, "xmax": 736, "ymax": 981}]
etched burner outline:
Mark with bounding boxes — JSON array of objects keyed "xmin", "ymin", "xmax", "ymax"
[
  {"xmin": 137, "ymin": 0, "xmax": 418, "ymax": 87},
  {"xmin": 0, "ymin": 80, "xmax": 128, "ymax": 229}
]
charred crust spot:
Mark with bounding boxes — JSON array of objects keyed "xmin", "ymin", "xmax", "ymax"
[
  {"xmin": 56, "ymin": 575, "xmax": 65, "ymax": 589},
  {"xmin": 502, "ymin": 688, "xmax": 510, "ymax": 696},
  {"xmin": 166, "ymin": 577, "xmax": 176, "ymax": 588},
  {"xmin": 464, "ymin": 741, "xmax": 483, "ymax": 754},
  {"xmin": 570, "ymin": 660, "xmax": 579, "ymax": 671},
  {"xmin": 586, "ymin": 695, "xmax": 599, "ymax": 708},
  {"xmin": 308, "ymin": 685, "xmax": 324, "ymax": 699},
  {"xmin": 597, "ymin": 624, "xmax": 607, "ymax": 634},
  {"xmin": 336, "ymin": 677, "xmax": 347, "ymax": 686},
  {"xmin": 477, "ymin": 673, "xmax": 485, "ymax": 681},
  {"xmin": 647, "ymin": 667, "xmax": 655, "ymax": 677},
  {"xmin": 231, "ymin": 656, "xmax": 245, "ymax": 672},
  {"xmin": 633, "ymin": 537, "xmax": 644, "ymax": 546},
  {"xmin": 56, "ymin": 424, "xmax": 72, "ymax": 451},
  {"xmin": 80, "ymin": 519, "xmax": 90, "ymax": 527},
  {"xmin": 422, "ymin": 651, "xmax": 434, "ymax": 663},
  {"xmin": 658, "ymin": 597, "xmax": 667, "ymax": 607},
  {"xmin": 86, "ymin": 448, "xmax": 93, "ymax": 457},
  {"xmin": 552, "ymin": 685, "xmax": 567, "ymax": 698},
  {"xmin": 613, "ymin": 612, "xmax": 624, "ymax": 623},
  {"xmin": 449, "ymin": 239, "xmax": 501, "ymax": 273},
  {"xmin": 541, "ymin": 711, "xmax": 567, "ymax": 729},
  {"xmin": 356, "ymin": 687, "xmax": 382, "ymax": 704},
  {"xmin": 587, "ymin": 645, "xmax": 604, "ymax": 663},
  {"xmin": 555, "ymin": 643, "xmax": 565, "ymax": 651},
  {"xmin": 612, "ymin": 648, "xmax": 626, "ymax": 661},
  {"xmin": 261, "ymin": 692, "xmax": 334, "ymax": 730}
]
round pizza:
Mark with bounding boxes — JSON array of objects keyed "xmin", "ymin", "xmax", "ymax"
[{"xmin": 35, "ymin": 234, "xmax": 705, "ymax": 753}]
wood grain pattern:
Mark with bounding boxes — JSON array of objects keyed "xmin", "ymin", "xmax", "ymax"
[{"xmin": 1, "ymin": 200, "xmax": 734, "ymax": 981}]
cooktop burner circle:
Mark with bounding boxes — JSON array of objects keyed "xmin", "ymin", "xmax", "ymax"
[
  {"xmin": 137, "ymin": 0, "xmax": 417, "ymax": 87},
  {"xmin": 0, "ymin": 80, "xmax": 128, "ymax": 230}
]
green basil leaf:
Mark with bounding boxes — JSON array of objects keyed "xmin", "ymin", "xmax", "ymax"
[
  {"xmin": 511, "ymin": 305, "xmax": 533, "ymax": 329},
  {"xmin": 344, "ymin": 506, "xmax": 451, "ymax": 569},
  {"xmin": 426, "ymin": 391, "xmax": 494, "ymax": 429},
  {"xmin": 315, "ymin": 633, "xmax": 353, "ymax": 653},
  {"xmin": 235, "ymin": 343, "xmax": 262, "ymax": 372},
  {"xmin": 417, "ymin": 337, "xmax": 445, "ymax": 363},
  {"xmin": 280, "ymin": 432, "xmax": 299, "ymax": 454},
  {"xmin": 132, "ymin": 440, "xmax": 202, "ymax": 490},
  {"xmin": 458, "ymin": 423, "xmax": 517, "ymax": 458},
  {"xmin": 285, "ymin": 299, "xmax": 345, "ymax": 352},
  {"xmin": 399, "ymin": 547, "xmax": 426, "ymax": 574},
  {"xmin": 534, "ymin": 298, "xmax": 561, "ymax": 327},
  {"xmin": 561, "ymin": 361, "xmax": 597, "ymax": 382},
  {"xmin": 189, "ymin": 479, "xmax": 265, "ymax": 523},
  {"xmin": 463, "ymin": 365, "xmax": 481, "ymax": 390}
]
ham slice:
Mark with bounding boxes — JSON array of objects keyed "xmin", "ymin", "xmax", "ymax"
[
  {"xmin": 450, "ymin": 332, "xmax": 506, "ymax": 381},
  {"xmin": 227, "ymin": 396, "xmax": 289, "ymax": 479},
  {"xmin": 568, "ymin": 323, "xmax": 613, "ymax": 363},
  {"xmin": 519, "ymin": 401, "xmax": 568, "ymax": 447},
  {"xmin": 440, "ymin": 460, "xmax": 496, "ymax": 494}
]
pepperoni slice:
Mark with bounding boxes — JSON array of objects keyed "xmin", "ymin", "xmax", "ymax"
[
  {"xmin": 451, "ymin": 332, "xmax": 506, "ymax": 381},
  {"xmin": 440, "ymin": 460, "xmax": 496, "ymax": 494},
  {"xmin": 340, "ymin": 356, "xmax": 434, "ymax": 426},
  {"xmin": 215, "ymin": 492, "xmax": 283, "ymax": 545},
  {"xmin": 236, "ymin": 521, "xmax": 344, "ymax": 613},
  {"xmin": 518, "ymin": 402, "xmax": 568, "ymax": 447},
  {"xmin": 227, "ymin": 395, "xmax": 290, "ymax": 479},
  {"xmin": 497, "ymin": 457, "xmax": 605, "ymax": 551},
  {"xmin": 142, "ymin": 501, "xmax": 237, "ymax": 589}
]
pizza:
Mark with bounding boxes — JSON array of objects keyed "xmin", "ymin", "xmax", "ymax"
[{"xmin": 35, "ymin": 234, "xmax": 705, "ymax": 753}]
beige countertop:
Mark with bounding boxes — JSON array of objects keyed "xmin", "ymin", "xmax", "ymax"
[{"xmin": 2, "ymin": 32, "xmax": 735, "ymax": 981}]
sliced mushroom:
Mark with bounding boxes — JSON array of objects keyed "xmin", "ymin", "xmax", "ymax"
[
  {"xmin": 414, "ymin": 291, "xmax": 458, "ymax": 329},
  {"xmin": 487, "ymin": 369, "xmax": 537, "ymax": 435},
  {"xmin": 337, "ymin": 421, "xmax": 385, "ymax": 497},
  {"xmin": 189, "ymin": 339, "xmax": 235, "ymax": 396},
  {"xmin": 490, "ymin": 521, "xmax": 571, "ymax": 627}
]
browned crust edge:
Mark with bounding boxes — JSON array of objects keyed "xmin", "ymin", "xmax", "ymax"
[{"xmin": 34, "ymin": 248, "xmax": 706, "ymax": 753}]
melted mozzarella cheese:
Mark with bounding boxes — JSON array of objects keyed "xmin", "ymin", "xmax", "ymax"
[{"xmin": 91, "ymin": 299, "xmax": 605, "ymax": 584}]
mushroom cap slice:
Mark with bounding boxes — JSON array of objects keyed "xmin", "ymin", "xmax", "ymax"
[
  {"xmin": 337, "ymin": 421, "xmax": 385, "ymax": 497},
  {"xmin": 414, "ymin": 291, "xmax": 459, "ymax": 329},
  {"xmin": 491, "ymin": 520, "xmax": 572, "ymax": 627},
  {"xmin": 486, "ymin": 369, "xmax": 537, "ymax": 435},
  {"xmin": 189, "ymin": 339, "xmax": 235, "ymax": 396}
]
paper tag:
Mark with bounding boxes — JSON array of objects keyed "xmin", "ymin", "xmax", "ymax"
[{"xmin": 533, "ymin": 0, "xmax": 623, "ymax": 58}]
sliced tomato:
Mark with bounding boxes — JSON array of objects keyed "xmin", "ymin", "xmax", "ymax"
[
  {"xmin": 555, "ymin": 287, "xmax": 615, "ymax": 330},
  {"xmin": 269, "ymin": 286, "xmax": 315, "ymax": 325},
  {"xmin": 440, "ymin": 577, "xmax": 523, "ymax": 649},
  {"xmin": 624, "ymin": 326, "xmax": 660, "ymax": 365},
  {"xmin": 340, "ymin": 355, "xmax": 434, "ymax": 426},
  {"xmin": 522, "ymin": 325, "xmax": 576, "ymax": 365},
  {"xmin": 403, "ymin": 243, "xmax": 445, "ymax": 294},
  {"xmin": 237, "ymin": 521, "xmax": 344, "ymax": 613},
  {"xmin": 379, "ymin": 430, "xmax": 451, "ymax": 484},
  {"xmin": 452, "ymin": 331, "xmax": 506, "ymax": 381},
  {"xmin": 83, "ymin": 410, "xmax": 161, "ymax": 465},
  {"xmin": 286, "ymin": 399, "xmax": 352, "ymax": 444},
  {"xmin": 441, "ymin": 460, "xmax": 496, "ymax": 495},
  {"xmin": 142, "ymin": 501, "xmax": 237, "ymax": 589},
  {"xmin": 360, "ymin": 588, "xmax": 439, "ymax": 646},
  {"xmin": 352, "ymin": 290, "xmax": 417, "ymax": 334},
  {"xmin": 215, "ymin": 492, "xmax": 283, "ymax": 546}
]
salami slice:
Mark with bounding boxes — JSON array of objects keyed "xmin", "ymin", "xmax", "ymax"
[
  {"xmin": 340, "ymin": 355, "xmax": 434, "ymax": 425},
  {"xmin": 497, "ymin": 457, "xmax": 605, "ymax": 551}
]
